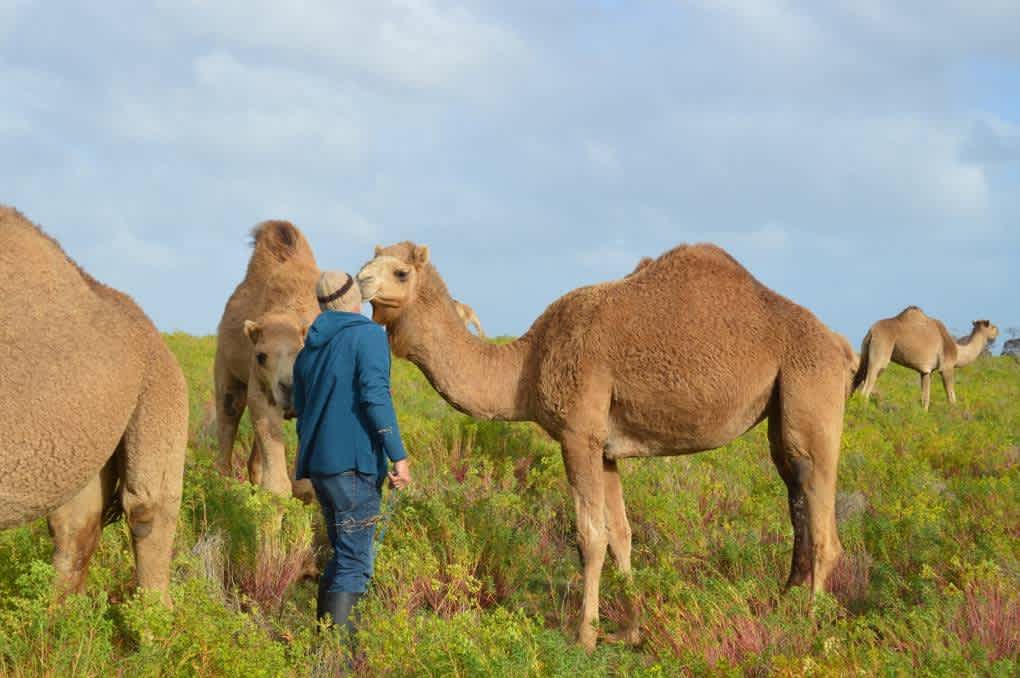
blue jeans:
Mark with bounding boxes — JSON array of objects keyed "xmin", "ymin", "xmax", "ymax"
[{"xmin": 311, "ymin": 471, "xmax": 381, "ymax": 594}]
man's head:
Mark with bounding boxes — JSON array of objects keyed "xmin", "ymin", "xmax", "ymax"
[{"xmin": 317, "ymin": 270, "xmax": 362, "ymax": 314}]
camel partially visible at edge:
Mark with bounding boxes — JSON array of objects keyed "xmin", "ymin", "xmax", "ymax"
[
  {"xmin": 854, "ymin": 306, "xmax": 998, "ymax": 410},
  {"xmin": 357, "ymin": 241, "xmax": 855, "ymax": 651},
  {"xmin": 0, "ymin": 206, "xmax": 188, "ymax": 600},
  {"xmin": 453, "ymin": 299, "xmax": 486, "ymax": 338},
  {"xmin": 214, "ymin": 221, "xmax": 319, "ymax": 498}
]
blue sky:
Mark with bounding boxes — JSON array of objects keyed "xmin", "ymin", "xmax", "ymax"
[{"xmin": 2, "ymin": 1, "xmax": 1018, "ymax": 343}]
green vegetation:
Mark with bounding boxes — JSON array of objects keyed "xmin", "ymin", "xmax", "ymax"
[{"xmin": 1, "ymin": 333, "xmax": 1018, "ymax": 676}]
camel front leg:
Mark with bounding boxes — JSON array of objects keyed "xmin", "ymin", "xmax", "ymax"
[
  {"xmin": 602, "ymin": 459, "xmax": 640, "ymax": 645},
  {"xmin": 920, "ymin": 372, "xmax": 932, "ymax": 411},
  {"xmin": 248, "ymin": 434, "xmax": 264, "ymax": 487},
  {"xmin": 248, "ymin": 390, "xmax": 292, "ymax": 498},
  {"xmin": 940, "ymin": 367, "xmax": 957, "ymax": 405},
  {"xmin": 215, "ymin": 359, "xmax": 247, "ymax": 477},
  {"xmin": 562, "ymin": 432, "xmax": 608, "ymax": 653}
]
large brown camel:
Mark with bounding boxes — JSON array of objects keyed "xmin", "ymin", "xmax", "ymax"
[
  {"xmin": 0, "ymin": 206, "xmax": 188, "ymax": 600},
  {"xmin": 215, "ymin": 221, "xmax": 319, "ymax": 498},
  {"xmin": 453, "ymin": 299, "xmax": 486, "ymax": 338},
  {"xmin": 357, "ymin": 242, "xmax": 852, "ymax": 651},
  {"xmin": 854, "ymin": 306, "xmax": 998, "ymax": 410}
]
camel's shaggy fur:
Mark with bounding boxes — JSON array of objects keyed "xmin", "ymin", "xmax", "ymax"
[
  {"xmin": 214, "ymin": 221, "xmax": 319, "ymax": 498},
  {"xmin": 453, "ymin": 300, "xmax": 486, "ymax": 338},
  {"xmin": 358, "ymin": 241, "xmax": 853, "ymax": 651},
  {"xmin": 854, "ymin": 306, "xmax": 998, "ymax": 410},
  {"xmin": 0, "ymin": 206, "xmax": 188, "ymax": 600}
]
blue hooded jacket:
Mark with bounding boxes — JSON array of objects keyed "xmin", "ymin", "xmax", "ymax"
[{"xmin": 292, "ymin": 311, "xmax": 407, "ymax": 480}]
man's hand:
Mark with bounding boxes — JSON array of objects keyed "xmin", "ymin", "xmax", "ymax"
[{"xmin": 388, "ymin": 459, "xmax": 411, "ymax": 490}]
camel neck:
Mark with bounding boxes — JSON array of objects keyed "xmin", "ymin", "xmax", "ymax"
[
  {"xmin": 955, "ymin": 331, "xmax": 988, "ymax": 367},
  {"xmin": 386, "ymin": 296, "xmax": 533, "ymax": 421}
]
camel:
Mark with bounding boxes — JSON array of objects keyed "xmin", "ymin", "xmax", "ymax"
[
  {"xmin": 0, "ymin": 206, "xmax": 188, "ymax": 600},
  {"xmin": 453, "ymin": 299, "xmax": 486, "ymax": 338},
  {"xmin": 854, "ymin": 306, "xmax": 998, "ymax": 410},
  {"xmin": 357, "ymin": 241, "xmax": 852, "ymax": 651},
  {"xmin": 215, "ymin": 221, "xmax": 320, "ymax": 498}
]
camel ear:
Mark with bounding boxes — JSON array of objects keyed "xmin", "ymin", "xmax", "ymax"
[
  {"xmin": 412, "ymin": 244, "xmax": 430, "ymax": 267},
  {"xmin": 243, "ymin": 320, "xmax": 261, "ymax": 344},
  {"xmin": 374, "ymin": 245, "xmax": 384, "ymax": 257}
]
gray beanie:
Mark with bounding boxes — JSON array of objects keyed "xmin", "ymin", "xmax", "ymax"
[{"xmin": 316, "ymin": 270, "xmax": 362, "ymax": 312}]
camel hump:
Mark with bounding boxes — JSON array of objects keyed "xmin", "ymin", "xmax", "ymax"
[
  {"xmin": 896, "ymin": 305, "xmax": 925, "ymax": 319},
  {"xmin": 250, "ymin": 220, "xmax": 309, "ymax": 264}
]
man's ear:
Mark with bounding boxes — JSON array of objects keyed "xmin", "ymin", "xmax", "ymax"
[
  {"xmin": 412, "ymin": 244, "xmax": 430, "ymax": 267},
  {"xmin": 243, "ymin": 320, "xmax": 261, "ymax": 344}
]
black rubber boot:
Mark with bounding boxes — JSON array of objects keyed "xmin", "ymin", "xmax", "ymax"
[
  {"xmin": 321, "ymin": 591, "xmax": 363, "ymax": 636},
  {"xmin": 315, "ymin": 577, "xmax": 330, "ymax": 625}
]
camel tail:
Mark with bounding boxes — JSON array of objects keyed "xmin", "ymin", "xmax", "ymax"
[{"xmin": 851, "ymin": 331, "xmax": 872, "ymax": 394}]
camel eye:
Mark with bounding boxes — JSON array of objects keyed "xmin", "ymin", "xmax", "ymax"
[
  {"xmin": 256, "ymin": 352, "xmax": 267, "ymax": 366},
  {"xmin": 395, "ymin": 269, "xmax": 410, "ymax": 282}
]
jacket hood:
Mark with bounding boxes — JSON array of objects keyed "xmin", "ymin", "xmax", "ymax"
[{"xmin": 304, "ymin": 311, "xmax": 376, "ymax": 349}]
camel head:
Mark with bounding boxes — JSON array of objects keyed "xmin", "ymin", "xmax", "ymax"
[
  {"xmin": 356, "ymin": 242, "xmax": 433, "ymax": 327},
  {"xmin": 971, "ymin": 319, "xmax": 999, "ymax": 344},
  {"xmin": 243, "ymin": 312, "xmax": 308, "ymax": 416}
]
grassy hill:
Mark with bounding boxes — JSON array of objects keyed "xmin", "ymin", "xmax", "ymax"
[{"xmin": 1, "ymin": 334, "xmax": 1017, "ymax": 676}]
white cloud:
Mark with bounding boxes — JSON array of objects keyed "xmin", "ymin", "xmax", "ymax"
[
  {"xmin": 0, "ymin": 0, "xmax": 26, "ymax": 37},
  {"xmin": 110, "ymin": 51, "xmax": 361, "ymax": 154},
  {"xmin": 106, "ymin": 230, "xmax": 180, "ymax": 271},
  {"xmin": 584, "ymin": 139, "xmax": 621, "ymax": 176},
  {"xmin": 154, "ymin": 0, "xmax": 525, "ymax": 90},
  {"xmin": 691, "ymin": 0, "xmax": 825, "ymax": 55}
]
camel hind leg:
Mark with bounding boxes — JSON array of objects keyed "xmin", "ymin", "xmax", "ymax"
[
  {"xmin": 768, "ymin": 416, "xmax": 812, "ymax": 589},
  {"xmin": 773, "ymin": 374, "xmax": 844, "ymax": 596},
  {"xmin": 602, "ymin": 459, "xmax": 640, "ymax": 645},
  {"xmin": 120, "ymin": 369, "xmax": 188, "ymax": 601},
  {"xmin": 859, "ymin": 334, "xmax": 893, "ymax": 400},
  {"xmin": 47, "ymin": 452, "xmax": 119, "ymax": 595}
]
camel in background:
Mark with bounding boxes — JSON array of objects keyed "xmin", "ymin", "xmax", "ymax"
[
  {"xmin": 358, "ymin": 241, "xmax": 853, "ymax": 651},
  {"xmin": 0, "ymin": 206, "xmax": 188, "ymax": 600},
  {"xmin": 854, "ymin": 306, "xmax": 998, "ymax": 410},
  {"xmin": 214, "ymin": 221, "xmax": 319, "ymax": 499}
]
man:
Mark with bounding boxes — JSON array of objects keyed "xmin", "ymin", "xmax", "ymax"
[{"xmin": 293, "ymin": 270, "xmax": 412, "ymax": 634}]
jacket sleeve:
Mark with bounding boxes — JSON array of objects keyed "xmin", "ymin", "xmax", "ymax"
[{"xmin": 356, "ymin": 324, "xmax": 407, "ymax": 463}]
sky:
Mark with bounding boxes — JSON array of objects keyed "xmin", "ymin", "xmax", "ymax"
[{"xmin": 2, "ymin": 1, "xmax": 1018, "ymax": 344}]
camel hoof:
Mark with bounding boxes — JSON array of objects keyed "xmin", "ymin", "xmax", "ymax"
[{"xmin": 605, "ymin": 627, "xmax": 642, "ymax": 646}]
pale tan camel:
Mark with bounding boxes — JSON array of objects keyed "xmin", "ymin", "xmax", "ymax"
[
  {"xmin": 215, "ymin": 221, "xmax": 320, "ymax": 498},
  {"xmin": 0, "ymin": 206, "xmax": 188, "ymax": 600},
  {"xmin": 854, "ymin": 306, "xmax": 998, "ymax": 410},
  {"xmin": 358, "ymin": 242, "xmax": 852, "ymax": 651},
  {"xmin": 453, "ymin": 299, "xmax": 486, "ymax": 338}
]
